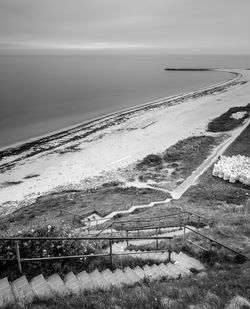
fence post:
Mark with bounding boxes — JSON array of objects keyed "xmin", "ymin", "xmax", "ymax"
[
  {"xmin": 168, "ymin": 239, "xmax": 171, "ymax": 261},
  {"xmin": 15, "ymin": 241, "xmax": 22, "ymax": 274},
  {"xmin": 183, "ymin": 226, "xmax": 186, "ymax": 246},
  {"xmin": 109, "ymin": 240, "xmax": 113, "ymax": 265}
]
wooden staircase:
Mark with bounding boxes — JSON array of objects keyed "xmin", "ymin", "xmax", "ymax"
[{"xmin": 0, "ymin": 251, "xmax": 205, "ymax": 308}]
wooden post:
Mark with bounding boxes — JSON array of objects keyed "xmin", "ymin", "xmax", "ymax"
[
  {"xmin": 126, "ymin": 231, "xmax": 129, "ymax": 247},
  {"xmin": 15, "ymin": 241, "xmax": 22, "ymax": 274},
  {"xmin": 109, "ymin": 240, "xmax": 113, "ymax": 265},
  {"xmin": 183, "ymin": 226, "xmax": 186, "ymax": 246}
]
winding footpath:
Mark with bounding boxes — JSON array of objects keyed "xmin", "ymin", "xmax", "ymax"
[{"xmin": 101, "ymin": 118, "xmax": 250, "ymax": 224}]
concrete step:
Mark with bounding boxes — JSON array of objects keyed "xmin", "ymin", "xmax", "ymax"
[
  {"xmin": 158, "ymin": 263, "xmax": 175, "ymax": 278},
  {"xmin": 12, "ymin": 275, "xmax": 34, "ymax": 305},
  {"xmin": 161, "ymin": 263, "xmax": 179, "ymax": 279},
  {"xmin": 149, "ymin": 265, "xmax": 164, "ymax": 280},
  {"xmin": 143, "ymin": 265, "xmax": 156, "ymax": 279},
  {"xmin": 132, "ymin": 266, "xmax": 145, "ymax": 280},
  {"xmin": 169, "ymin": 251, "xmax": 179, "ymax": 262},
  {"xmin": 173, "ymin": 262, "xmax": 191, "ymax": 276},
  {"xmin": 124, "ymin": 267, "xmax": 141, "ymax": 283},
  {"xmin": 113, "ymin": 269, "xmax": 133, "ymax": 286},
  {"xmin": 76, "ymin": 270, "xmax": 95, "ymax": 290},
  {"xmin": 64, "ymin": 272, "xmax": 81, "ymax": 294},
  {"xmin": 101, "ymin": 269, "xmax": 119, "ymax": 287},
  {"xmin": 88, "ymin": 269, "xmax": 110, "ymax": 289},
  {"xmin": 0, "ymin": 277, "xmax": 15, "ymax": 307},
  {"xmin": 30, "ymin": 274, "xmax": 53, "ymax": 300},
  {"xmin": 175, "ymin": 252, "xmax": 205, "ymax": 271},
  {"xmin": 47, "ymin": 274, "xmax": 69, "ymax": 296}
]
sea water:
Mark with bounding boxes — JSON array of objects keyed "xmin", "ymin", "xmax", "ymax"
[{"xmin": 0, "ymin": 53, "xmax": 248, "ymax": 148}]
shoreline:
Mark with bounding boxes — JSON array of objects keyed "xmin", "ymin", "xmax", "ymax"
[
  {"xmin": 0, "ymin": 68, "xmax": 239, "ymax": 155},
  {"xmin": 0, "ymin": 68, "xmax": 248, "ymax": 215}
]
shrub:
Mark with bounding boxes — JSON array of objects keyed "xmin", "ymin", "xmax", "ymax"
[
  {"xmin": 0, "ymin": 225, "xmax": 102, "ymax": 281},
  {"xmin": 137, "ymin": 154, "xmax": 163, "ymax": 169}
]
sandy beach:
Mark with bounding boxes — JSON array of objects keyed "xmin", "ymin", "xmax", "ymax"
[{"xmin": 0, "ymin": 68, "xmax": 249, "ymax": 216}]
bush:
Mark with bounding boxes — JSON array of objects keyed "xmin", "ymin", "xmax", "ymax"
[
  {"xmin": 0, "ymin": 225, "xmax": 102, "ymax": 281},
  {"xmin": 207, "ymin": 103, "xmax": 250, "ymax": 132},
  {"xmin": 137, "ymin": 154, "xmax": 163, "ymax": 169}
]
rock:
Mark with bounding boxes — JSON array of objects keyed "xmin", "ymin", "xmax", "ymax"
[{"xmin": 226, "ymin": 296, "xmax": 250, "ymax": 309}]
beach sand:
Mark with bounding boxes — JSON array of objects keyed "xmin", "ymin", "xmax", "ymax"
[{"xmin": 0, "ymin": 69, "xmax": 249, "ymax": 216}]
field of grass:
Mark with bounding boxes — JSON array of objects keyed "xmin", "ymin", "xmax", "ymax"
[
  {"xmin": 124, "ymin": 135, "xmax": 224, "ymax": 190},
  {"xmin": 0, "ymin": 185, "xmax": 169, "ymax": 235},
  {"xmin": 207, "ymin": 103, "xmax": 250, "ymax": 132}
]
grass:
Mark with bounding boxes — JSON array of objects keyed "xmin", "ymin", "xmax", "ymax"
[
  {"xmin": 0, "ymin": 185, "xmax": 169, "ymax": 234},
  {"xmin": 207, "ymin": 103, "xmax": 250, "ymax": 132},
  {"xmin": 128, "ymin": 135, "xmax": 224, "ymax": 190}
]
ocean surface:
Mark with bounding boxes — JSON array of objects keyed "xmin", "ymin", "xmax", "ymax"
[{"xmin": 0, "ymin": 53, "xmax": 248, "ymax": 149}]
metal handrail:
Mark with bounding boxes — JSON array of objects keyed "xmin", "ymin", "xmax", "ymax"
[
  {"xmin": 0, "ymin": 235, "xmax": 173, "ymax": 274},
  {"xmin": 183, "ymin": 226, "xmax": 248, "ymax": 260}
]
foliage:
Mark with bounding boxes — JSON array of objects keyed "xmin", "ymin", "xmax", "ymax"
[
  {"xmin": 0, "ymin": 225, "xmax": 103, "ymax": 281},
  {"xmin": 137, "ymin": 154, "xmax": 163, "ymax": 169},
  {"xmin": 207, "ymin": 103, "xmax": 250, "ymax": 132}
]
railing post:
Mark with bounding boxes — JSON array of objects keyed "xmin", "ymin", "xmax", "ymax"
[
  {"xmin": 209, "ymin": 240, "xmax": 213, "ymax": 251},
  {"xmin": 168, "ymin": 239, "xmax": 171, "ymax": 261},
  {"xmin": 109, "ymin": 240, "xmax": 113, "ymax": 265},
  {"xmin": 156, "ymin": 228, "xmax": 159, "ymax": 250},
  {"xmin": 15, "ymin": 241, "xmax": 22, "ymax": 274},
  {"xmin": 183, "ymin": 226, "xmax": 186, "ymax": 246}
]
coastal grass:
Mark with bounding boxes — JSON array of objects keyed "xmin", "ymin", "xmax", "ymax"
[
  {"xmin": 0, "ymin": 185, "xmax": 169, "ymax": 235},
  {"xmin": 207, "ymin": 103, "xmax": 250, "ymax": 132},
  {"xmin": 130, "ymin": 135, "xmax": 224, "ymax": 189}
]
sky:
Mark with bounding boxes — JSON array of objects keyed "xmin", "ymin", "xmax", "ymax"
[{"xmin": 0, "ymin": 0, "xmax": 250, "ymax": 54}]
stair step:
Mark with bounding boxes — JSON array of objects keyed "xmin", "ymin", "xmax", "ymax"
[
  {"xmin": 170, "ymin": 251, "xmax": 179, "ymax": 262},
  {"xmin": 173, "ymin": 262, "xmax": 191, "ymax": 276},
  {"xmin": 176, "ymin": 252, "xmax": 205, "ymax": 271},
  {"xmin": 12, "ymin": 275, "xmax": 34, "ymax": 304},
  {"xmin": 113, "ymin": 269, "xmax": 133, "ymax": 286},
  {"xmin": 0, "ymin": 277, "xmax": 15, "ymax": 307},
  {"xmin": 132, "ymin": 266, "xmax": 145, "ymax": 279},
  {"xmin": 64, "ymin": 272, "xmax": 81, "ymax": 294},
  {"xmin": 149, "ymin": 265, "xmax": 164, "ymax": 280},
  {"xmin": 76, "ymin": 271, "xmax": 95, "ymax": 290},
  {"xmin": 47, "ymin": 274, "xmax": 69, "ymax": 296},
  {"xmin": 88, "ymin": 270, "xmax": 110, "ymax": 289},
  {"xmin": 30, "ymin": 274, "xmax": 52, "ymax": 299},
  {"xmin": 143, "ymin": 265, "xmax": 155, "ymax": 279},
  {"xmin": 101, "ymin": 269, "xmax": 119, "ymax": 287},
  {"xmin": 161, "ymin": 263, "xmax": 179, "ymax": 279},
  {"xmin": 124, "ymin": 267, "xmax": 141, "ymax": 283}
]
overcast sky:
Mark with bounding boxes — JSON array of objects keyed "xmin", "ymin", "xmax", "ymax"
[{"xmin": 0, "ymin": 0, "xmax": 250, "ymax": 54}]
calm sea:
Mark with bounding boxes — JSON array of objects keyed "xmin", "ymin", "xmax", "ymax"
[{"xmin": 0, "ymin": 53, "xmax": 248, "ymax": 148}]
